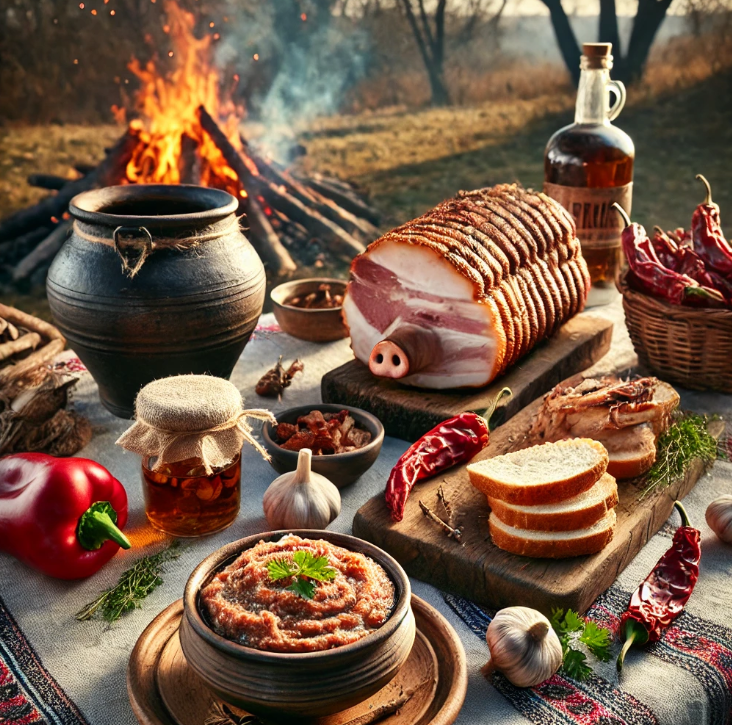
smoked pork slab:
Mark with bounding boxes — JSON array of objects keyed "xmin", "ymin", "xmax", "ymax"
[{"xmin": 342, "ymin": 184, "xmax": 591, "ymax": 389}]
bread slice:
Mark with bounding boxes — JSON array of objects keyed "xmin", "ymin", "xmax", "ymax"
[
  {"xmin": 486, "ymin": 472, "xmax": 618, "ymax": 532},
  {"xmin": 468, "ymin": 438, "xmax": 608, "ymax": 506},
  {"xmin": 489, "ymin": 509, "xmax": 617, "ymax": 558},
  {"xmin": 593, "ymin": 424, "xmax": 657, "ymax": 480}
]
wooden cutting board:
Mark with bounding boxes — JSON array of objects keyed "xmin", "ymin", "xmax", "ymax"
[
  {"xmin": 321, "ymin": 315, "xmax": 613, "ymax": 441},
  {"xmin": 353, "ymin": 396, "xmax": 723, "ymax": 616}
]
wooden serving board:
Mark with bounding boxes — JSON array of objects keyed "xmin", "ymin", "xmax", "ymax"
[
  {"xmin": 353, "ymin": 398, "xmax": 724, "ymax": 616},
  {"xmin": 321, "ymin": 315, "xmax": 613, "ymax": 441},
  {"xmin": 128, "ymin": 596, "xmax": 467, "ymax": 725}
]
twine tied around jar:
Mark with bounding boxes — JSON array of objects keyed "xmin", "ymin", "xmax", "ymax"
[
  {"xmin": 73, "ymin": 219, "xmax": 241, "ymax": 279},
  {"xmin": 116, "ymin": 374, "xmax": 276, "ymax": 474}
]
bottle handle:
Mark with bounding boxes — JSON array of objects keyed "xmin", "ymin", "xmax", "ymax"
[{"xmin": 607, "ymin": 80, "xmax": 626, "ymax": 122}]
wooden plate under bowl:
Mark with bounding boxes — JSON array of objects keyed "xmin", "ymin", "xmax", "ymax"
[{"xmin": 128, "ymin": 595, "xmax": 467, "ymax": 725}]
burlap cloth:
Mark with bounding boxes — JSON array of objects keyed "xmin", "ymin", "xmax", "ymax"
[{"xmin": 116, "ymin": 374, "xmax": 276, "ymax": 473}]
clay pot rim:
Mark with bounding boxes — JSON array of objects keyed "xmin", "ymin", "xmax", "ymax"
[
  {"xmin": 69, "ymin": 184, "xmax": 239, "ymax": 229},
  {"xmin": 184, "ymin": 529, "xmax": 412, "ymax": 663}
]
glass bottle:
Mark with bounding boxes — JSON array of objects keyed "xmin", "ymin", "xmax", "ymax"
[{"xmin": 544, "ymin": 42, "xmax": 634, "ymax": 306}]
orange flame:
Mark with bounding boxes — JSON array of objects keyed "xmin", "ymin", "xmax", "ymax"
[{"xmin": 120, "ymin": 1, "xmax": 243, "ymax": 196}]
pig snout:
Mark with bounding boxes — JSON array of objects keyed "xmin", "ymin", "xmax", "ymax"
[
  {"xmin": 369, "ymin": 339, "xmax": 411, "ymax": 379},
  {"xmin": 367, "ymin": 325, "xmax": 439, "ymax": 380}
]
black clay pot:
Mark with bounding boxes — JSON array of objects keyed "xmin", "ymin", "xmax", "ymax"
[{"xmin": 47, "ymin": 184, "xmax": 266, "ymax": 418}]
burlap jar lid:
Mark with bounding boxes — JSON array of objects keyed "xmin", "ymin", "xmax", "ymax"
[{"xmin": 116, "ymin": 374, "xmax": 276, "ymax": 473}]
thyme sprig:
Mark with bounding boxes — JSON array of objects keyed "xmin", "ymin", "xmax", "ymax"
[
  {"xmin": 640, "ymin": 413, "xmax": 720, "ymax": 500},
  {"xmin": 76, "ymin": 542, "xmax": 180, "ymax": 623}
]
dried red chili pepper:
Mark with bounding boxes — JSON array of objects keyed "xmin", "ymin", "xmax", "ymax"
[
  {"xmin": 614, "ymin": 204, "xmax": 724, "ymax": 307},
  {"xmin": 385, "ymin": 389, "xmax": 509, "ymax": 522},
  {"xmin": 651, "ymin": 227, "xmax": 679, "ymax": 271},
  {"xmin": 617, "ymin": 501, "xmax": 700, "ymax": 672},
  {"xmin": 691, "ymin": 175, "xmax": 732, "ymax": 277}
]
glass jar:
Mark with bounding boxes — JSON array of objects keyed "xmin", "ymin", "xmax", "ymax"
[
  {"xmin": 141, "ymin": 454, "xmax": 241, "ymax": 537},
  {"xmin": 117, "ymin": 374, "xmax": 275, "ymax": 539}
]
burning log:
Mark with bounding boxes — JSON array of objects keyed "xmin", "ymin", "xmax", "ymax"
[
  {"xmin": 0, "ymin": 226, "xmax": 53, "ymax": 266},
  {"xmin": 179, "ymin": 134, "xmax": 202, "ymax": 185},
  {"xmin": 0, "ymin": 129, "xmax": 139, "ymax": 243},
  {"xmin": 245, "ymin": 198, "xmax": 297, "ymax": 276},
  {"xmin": 199, "ymin": 106, "xmax": 366, "ymax": 260},
  {"xmin": 300, "ymin": 174, "xmax": 381, "ymax": 227},
  {"xmin": 27, "ymin": 174, "xmax": 71, "ymax": 191},
  {"xmin": 245, "ymin": 146, "xmax": 378, "ymax": 240},
  {"xmin": 12, "ymin": 221, "xmax": 72, "ymax": 282}
]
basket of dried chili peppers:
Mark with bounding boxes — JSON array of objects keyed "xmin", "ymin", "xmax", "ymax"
[{"xmin": 614, "ymin": 177, "xmax": 732, "ymax": 393}]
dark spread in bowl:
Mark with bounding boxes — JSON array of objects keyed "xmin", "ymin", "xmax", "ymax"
[{"xmin": 199, "ymin": 534, "xmax": 395, "ymax": 653}]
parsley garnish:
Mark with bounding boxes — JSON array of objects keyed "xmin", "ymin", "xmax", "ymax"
[
  {"xmin": 550, "ymin": 608, "xmax": 611, "ymax": 681},
  {"xmin": 266, "ymin": 550, "xmax": 337, "ymax": 599}
]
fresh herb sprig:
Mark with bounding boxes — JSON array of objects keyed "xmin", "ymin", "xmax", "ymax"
[
  {"xmin": 640, "ymin": 413, "xmax": 719, "ymax": 500},
  {"xmin": 76, "ymin": 542, "xmax": 180, "ymax": 623},
  {"xmin": 267, "ymin": 550, "xmax": 337, "ymax": 599},
  {"xmin": 550, "ymin": 608, "xmax": 612, "ymax": 681}
]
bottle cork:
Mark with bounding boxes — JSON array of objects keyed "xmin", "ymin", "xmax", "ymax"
[{"xmin": 581, "ymin": 42, "xmax": 613, "ymax": 69}]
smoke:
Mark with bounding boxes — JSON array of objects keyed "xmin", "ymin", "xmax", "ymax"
[{"xmin": 220, "ymin": 1, "xmax": 370, "ymax": 163}]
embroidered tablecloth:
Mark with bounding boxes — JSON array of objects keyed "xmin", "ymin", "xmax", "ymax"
[{"xmin": 1, "ymin": 300, "xmax": 731, "ymax": 725}]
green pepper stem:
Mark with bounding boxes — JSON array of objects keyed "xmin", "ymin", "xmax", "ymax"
[
  {"xmin": 616, "ymin": 629, "xmax": 636, "ymax": 673},
  {"xmin": 612, "ymin": 202, "xmax": 631, "ymax": 228},
  {"xmin": 480, "ymin": 387, "xmax": 512, "ymax": 429},
  {"xmin": 696, "ymin": 174, "xmax": 713, "ymax": 206},
  {"xmin": 77, "ymin": 502, "xmax": 131, "ymax": 551},
  {"xmin": 674, "ymin": 500, "xmax": 691, "ymax": 528}
]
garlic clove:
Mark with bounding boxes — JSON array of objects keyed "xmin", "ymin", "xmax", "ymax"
[
  {"xmin": 484, "ymin": 606, "xmax": 562, "ymax": 688},
  {"xmin": 706, "ymin": 494, "xmax": 732, "ymax": 544},
  {"xmin": 263, "ymin": 448, "xmax": 341, "ymax": 530}
]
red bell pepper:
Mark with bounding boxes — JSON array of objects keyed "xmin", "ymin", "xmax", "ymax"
[{"xmin": 0, "ymin": 453, "xmax": 131, "ymax": 580}]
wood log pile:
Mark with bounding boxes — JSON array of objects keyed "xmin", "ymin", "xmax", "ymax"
[
  {"xmin": 0, "ymin": 304, "xmax": 91, "ymax": 457},
  {"xmin": 0, "ymin": 107, "xmax": 380, "ymax": 288}
]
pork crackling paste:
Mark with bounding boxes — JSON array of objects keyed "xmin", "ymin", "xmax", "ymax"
[{"xmin": 199, "ymin": 534, "xmax": 396, "ymax": 652}]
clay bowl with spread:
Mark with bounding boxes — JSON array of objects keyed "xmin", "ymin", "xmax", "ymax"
[
  {"xmin": 270, "ymin": 277, "xmax": 348, "ymax": 342},
  {"xmin": 179, "ymin": 529, "xmax": 415, "ymax": 720},
  {"xmin": 261, "ymin": 403, "xmax": 384, "ymax": 487}
]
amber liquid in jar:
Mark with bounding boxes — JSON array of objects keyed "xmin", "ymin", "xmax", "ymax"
[
  {"xmin": 544, "ymin": 45, "xmax": 634, "ymax": 306},
  {"xmin": 141, "ymin": 455, "xmax": 241, "ymax": 537}
]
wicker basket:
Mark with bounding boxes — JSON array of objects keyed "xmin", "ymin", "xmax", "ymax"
[{"xmin": 619, "ymin": 269, "xmax": 732, "ymax": 393}]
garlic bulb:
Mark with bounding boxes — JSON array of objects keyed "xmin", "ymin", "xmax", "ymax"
[
  {"xmin": 263, "ymin": 448, "xmax": 341, "ymax": 530},
  {"xmin": 706, "ymin": 495, "xmax": 732, "ymax": 543},
  {"xmin": 482, "ymin": 606, "xmax": 562, "ymax": 688}
]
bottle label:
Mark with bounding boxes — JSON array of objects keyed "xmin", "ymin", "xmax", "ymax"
[{"xmin": 543, "ymin": 181, "xmax": 633, "ymax": 248}]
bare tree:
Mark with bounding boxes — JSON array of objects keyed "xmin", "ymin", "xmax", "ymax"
[
  {"xmin": 541, "ymin": 0, "xmax": 676, "ymax": 85},
  {"xmin": 398, "ymin": 0, "xmax": 450, "ymax": 105},
  {"xmin": 397, "ymin": 0, "xmax": 506, "ymax": 106}
]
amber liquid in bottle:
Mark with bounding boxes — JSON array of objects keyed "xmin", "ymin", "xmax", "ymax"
[
  {"xmin": 544, "ymin": 44, "xmax": 634, "ymax": 306},
  {"xmin": 141, "ymin": 455, "xmax": 241, "ymax": 537}
]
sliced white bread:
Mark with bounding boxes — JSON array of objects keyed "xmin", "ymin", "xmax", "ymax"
[
  {"xmin": 468, "ymin": 438, "xmax": 609, "ymax": 506},
  {"xmin": 489, "ymin": 509, "xmax": 617, "ymax": 558},
  {"xmin": 486, "ymin": 472, "xmax": 618, "ymax": 532},
  {"xmin": 593, "ymin": 424, "xmax": 657, "ymax": 480}
]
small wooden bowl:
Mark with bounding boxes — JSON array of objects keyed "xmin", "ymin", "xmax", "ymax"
[
  {"xmin": 262, "ymin": 403, "xmax": 384, "ymax": 487},
  {"xmin": 270, "ymin": 277, "xmax": 348, "ymax": 342},
  {"xmin": 179, "ymin": 530, "xmax": 416, "ymax": 720}
]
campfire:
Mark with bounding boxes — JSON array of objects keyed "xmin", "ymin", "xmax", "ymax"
[{"xmin": 0, "ymin": 1, "xmax": 378, "ymax": 284}]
